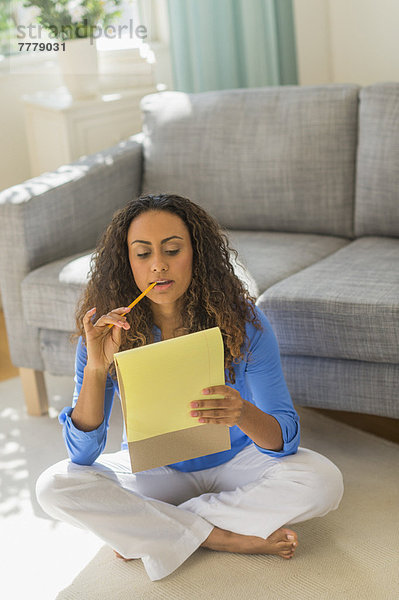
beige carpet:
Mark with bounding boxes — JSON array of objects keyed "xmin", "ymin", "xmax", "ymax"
[
  {"xmin": 56, "ymin": 407, "xmax": 398, "ymax": 599},
  {"xmin": 1, "ymin": 374, "xmax": 398, "ymax": 600}
]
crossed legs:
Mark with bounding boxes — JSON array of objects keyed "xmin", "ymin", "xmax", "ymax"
[{"xmin": 36, "ymin": 444, "xmax": 343, "ymax": 580}]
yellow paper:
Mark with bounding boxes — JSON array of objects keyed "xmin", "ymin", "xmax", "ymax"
[{"xmin": 114, "ymin": 327, "xmax": 225, "ymax": 442}]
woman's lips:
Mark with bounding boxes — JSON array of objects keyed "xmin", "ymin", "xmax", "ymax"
[{"xmin": 153, "ymin": 280, "xmax": 174, "ymax": 290}]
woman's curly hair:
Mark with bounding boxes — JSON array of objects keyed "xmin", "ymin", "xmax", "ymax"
[{"xmin": 74, "ymin": 193, "xmax": 261, "ymax": 384}]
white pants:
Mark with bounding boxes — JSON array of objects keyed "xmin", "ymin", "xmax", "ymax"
[{"xmin": 36, "ymin": 444, "xmax": 344, "ymax": 581}]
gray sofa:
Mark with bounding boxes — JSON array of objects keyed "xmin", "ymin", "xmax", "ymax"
[{"xmin": 0, "ymin": 82, "xmax": 398, "ymax": 419}]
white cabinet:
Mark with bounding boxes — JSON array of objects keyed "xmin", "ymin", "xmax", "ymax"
[{"xmin": 23, "ymin": 87, "xmax": 156, "ymax": 177}]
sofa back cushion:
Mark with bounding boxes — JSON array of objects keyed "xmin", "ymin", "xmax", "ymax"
[
  {"xmin": 355, "ymin": 83, "xmax": 399, "ymax": 237},
  {"xmin": 141, "ymin": 84, "xmax": 359, "ymax": 237}
]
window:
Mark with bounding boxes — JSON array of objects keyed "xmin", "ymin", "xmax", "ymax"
[
  {"xmin": 1, "ymin": 0, "xmax": 150, "ymax": 58},
  {"xmin": 1, "ymin": 1, "xmax": 29, "ymax": 56}
]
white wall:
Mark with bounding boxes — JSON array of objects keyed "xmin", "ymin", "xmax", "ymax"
[
  {"xmin": 0, "ymin": 0, "xmax": 172, "ymax": 192},
  {"xmin": 293, "ymin": 0, "xmax": 399, "ymax": 85},
  {"xmin": 328, "ymin": 0, "xmax": 399, "ymax": 84},
  {"xmin": 293, "ymin": 0, "xmax": 332, "ymax": 85},
  {"xmin": 0, "ymin": 47, "xmax": 172, "ymax": 192},
  {"xmin": 3, "ymin": 0, "xmax": 399, "ymax": 192},
  {"xmin": 0, "ymin": 58, "xmax": 64, "ymax": 191}
]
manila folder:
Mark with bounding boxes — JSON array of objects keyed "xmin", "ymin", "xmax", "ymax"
[{"xmin": 114, "ymin": 326, "xmax": 231, "ymax": 472}]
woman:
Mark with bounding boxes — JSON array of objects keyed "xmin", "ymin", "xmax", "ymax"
[{"xmin": 36, "ymin": 194, "xmax": 344, "ymax": 581}]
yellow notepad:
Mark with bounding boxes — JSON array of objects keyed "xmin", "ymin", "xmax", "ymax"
[{"xmin": 114, "ymin": 327, "xmax": 231, "ymax": 472}]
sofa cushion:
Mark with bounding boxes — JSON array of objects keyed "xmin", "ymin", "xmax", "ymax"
[
  {"xmin": 40, "ymin": 329, "xmax": 77, "ymax": 376},
  {"xmin": 228, "ymin": 231, "xmax": 348, "ymax": 293},
  {"xmin": 141, "ymin": 84, "xmax": 359, "ymax": 237},
  {"xmin": 281, "ymin": 355, "xmax": 399, "ymax": 418},
  {"xmin": 355, "ymin": 83, "xmax": 399, "ymax": 237},
  {"xmin": 257, "ymin": 237, "xmax": 399, "ymax": 363},
  {"xmin": 21, "ymin": 252, "xmax": 92, "ymax": 331}
]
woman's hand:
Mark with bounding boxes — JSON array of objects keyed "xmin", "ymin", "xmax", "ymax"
[
  {"xmin": 82, "ymin": 306, "xmax": 131, "ymax": 371},
  {"xmin": 189, "ymin": 385, "xmax": 248, "ymax": 427}
]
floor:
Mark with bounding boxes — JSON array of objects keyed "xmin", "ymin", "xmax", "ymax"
[
  {"xmin": 1, "ymin": 372, "xmax": 398, "ymax": 600},
  {"xmin": 1, "ymin": 309, "xmax": 398, "ymax": 599},
  {"xmin": 0, "ymin": 310, "xmax": 18, "ymax": 381}
]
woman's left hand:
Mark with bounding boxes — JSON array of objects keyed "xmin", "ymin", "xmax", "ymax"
[{"xmin": 189, "ymin": 385, "xmax": 247, "ymax": 427}]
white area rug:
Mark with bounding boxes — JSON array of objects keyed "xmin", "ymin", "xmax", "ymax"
[{"xmin": 0, "ymin": 373, "xmax": 398, "ymax": 600}]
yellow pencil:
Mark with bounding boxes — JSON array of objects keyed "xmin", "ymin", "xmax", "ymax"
[{"xmin": 107, "ymin": 282, "xmax": 158, "ymax": 329}]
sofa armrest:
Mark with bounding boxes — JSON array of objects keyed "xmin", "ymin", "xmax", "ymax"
[
  {"xmin": 0, "ymin": 134, "xmax": 143, "ymax": 370},
  {"xmin": 0, "ymin": 134, "xmax": 143, "ymax": 270}
]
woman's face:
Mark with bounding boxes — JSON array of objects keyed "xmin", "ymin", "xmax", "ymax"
[{"xmin": 127, "ymin": 210, "xmax": 193, "ymax": 310}]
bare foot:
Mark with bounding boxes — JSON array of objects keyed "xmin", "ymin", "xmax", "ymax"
[
  {"xmin": 201, "ymin": 526, "xmax": 298, "ymax": 559},
  {"xmin": 113, "ymin": 550, "xmax": 134, "ymax": 562}
]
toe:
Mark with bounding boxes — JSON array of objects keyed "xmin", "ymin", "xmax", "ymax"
[
  {"xmin": 285, "ymin": 534, "xmax": 298, "ymax": 549},
  {"xmin": 279, "ymin": 540, "xmax": 293, "ymax": 551},
  {"xmin": 281, "ymin": 528, "xmax": 298, "ymax": 541},
  {"xmin": 279, "ymin": 538, "xmax": 297, "ymax": 559},
  {"xmin": 114, "ymin": 550, "xmax": 132, "ymax": 561}
]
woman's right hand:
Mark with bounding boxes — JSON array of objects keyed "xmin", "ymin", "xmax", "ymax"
[{"xmin": 82, "ymin": 306, "xmax": 131, "ymax": 372}]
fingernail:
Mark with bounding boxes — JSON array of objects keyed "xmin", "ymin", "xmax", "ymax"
[
  {"xmin": 202, "ymin": 389, "xmax": 209, "ymax": 394},
  {"xmin": 287, "ymin": 535, "xmax": 294, "ymax": 540},
  {"xmin": 191, "ymin": 402, "xmax": 198, "ymax": 407}
]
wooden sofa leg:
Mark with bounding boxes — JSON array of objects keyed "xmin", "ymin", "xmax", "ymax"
[{"xmin": 19, "ymin": 368, "xmax": 49, "ymax": 416}]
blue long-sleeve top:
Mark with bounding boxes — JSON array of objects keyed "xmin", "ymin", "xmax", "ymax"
[{"xmin": 59, "ymin": 304, "xmax": 300, "ymax": 471}]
